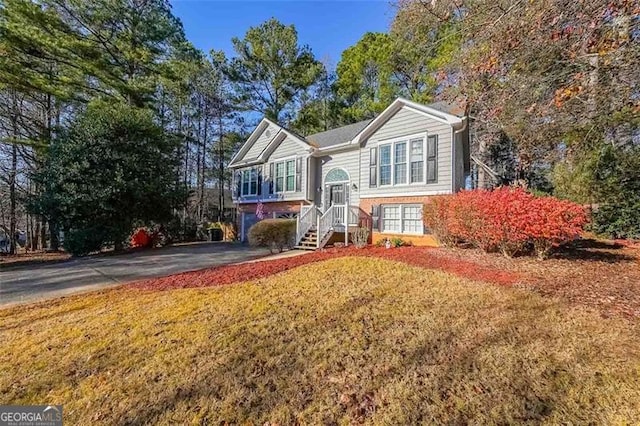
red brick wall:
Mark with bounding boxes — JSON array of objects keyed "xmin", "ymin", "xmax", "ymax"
[
  {"xmin": 358, "ymin": 196, "xmax": 439, "ymax": 247},
  {"xmin": 358, "ymin": 196, "xmax": 433, "ymax": 216},
  {"xmin": 237, "ymin": 201, "xmax": 310, "ymax": 215}
]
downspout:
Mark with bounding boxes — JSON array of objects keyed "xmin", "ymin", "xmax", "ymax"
[{"xmin": 452, "ymin": 117, "xmax": 469, "ymax": 193}]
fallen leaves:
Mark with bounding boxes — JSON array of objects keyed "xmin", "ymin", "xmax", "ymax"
[
  {"xmin": 130, "ymin": 241, "xmax": 640, "ymax": 320},
  {"xmin": 130, "ymin": 246, "xmax": 521, "ymax": 292}
]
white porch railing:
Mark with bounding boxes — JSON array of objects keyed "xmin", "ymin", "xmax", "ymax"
[
  {"xmin": 331, "ymin": 205, "xmax": 346, "ymax": 226},
  {"xmin": 296, "ymin": 205, "xmax": 317, "ymax": 245},
  {"xmin": 296, "ymin": 204, "xmax": 359, "ymax": 249},
  {"xmin": 348, "ymin": 206, "xmax": 360, "ymax": 225},
  {"xmin": 316, "ymin": 205, "xmax": 335, "ymax": 248}
]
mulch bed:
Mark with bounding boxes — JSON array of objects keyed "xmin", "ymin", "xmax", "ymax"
[
  {"xmin": 432, "ymin": 240, "xmax": 640, "ymax": 319},
  {"xmin": 131, "ymin": 246, "xmax": 520, "ymax": 292},
  {"xmin": 131, "ymin": 240, "xmax": 640, "ymax": 320}
]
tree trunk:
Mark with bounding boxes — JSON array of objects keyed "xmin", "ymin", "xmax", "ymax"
[
  {"xmin": 9, "ymin": 141, "xmax": 17, "ymax": 255},
  {"xmin": 200, "ymin": 107, "xmax": 209, "ymax": 222},
  {"xmin": 49, "ymin": 220, "xmax": 59, "ymax": 251},
  {"xmin": 8, "ymin": 92, "xmax": 18, "ymax": 255},
  {"xmin": 218, "ymin": 114, "xmax": 224, "ymax": 222},
  {"xmin": 40, "ymin": 217, "xmax": 47, "ymax": 250},
  {"xmin": 33, "ymin": 220, "xmax": 40, "ymax": 251}
]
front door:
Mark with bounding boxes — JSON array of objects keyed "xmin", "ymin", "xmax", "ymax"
[{"xmin": 328, "ymin": 183, "xmax": 345, "ymax": 206}]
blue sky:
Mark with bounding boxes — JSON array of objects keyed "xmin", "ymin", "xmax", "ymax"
[{"xmin": 170, "ymin": 1, "xmax": 395, "ymax": 69}]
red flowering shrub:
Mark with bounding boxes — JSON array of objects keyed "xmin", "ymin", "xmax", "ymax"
[
  {"xmin": 423, "ymin": 188, "xmax": 588, "ymax": 258},
  {"xmin": 523, "ymin": 196, "xmax": 588, "ymax": 258},
  {"xmin": 131, "ymin": 228, "xmax": 152, "ymax": 248},
  {"xmin": 422, "ymin": 195, "xmax": 456, "ymax": 246}
]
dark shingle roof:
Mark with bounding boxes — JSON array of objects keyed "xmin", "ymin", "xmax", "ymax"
[
  {"xmin": 305, "ymin": 119, "xmax": 373, "ymax": 149},
  {"xmin": 426, "ymin": 101, "xmax": 466, "ymax": 117},
  {"xmin": 291, "ymin": 100, "xmax": 465, "ymax": 150}
]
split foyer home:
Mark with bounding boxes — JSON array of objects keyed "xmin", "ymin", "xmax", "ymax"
[{"xmin": 229, "ymin": 98, "xmax": 470, "ymax": 249}]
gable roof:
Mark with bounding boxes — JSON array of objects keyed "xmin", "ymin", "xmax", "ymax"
[
  {"xmin": 350, "ymin": 98, "xmax": 465, "ymax": 146},
  {"xmin": 230, "ymin": 98, "xmax": 467, "ymax": 167},
  {"xmin": 426, "ymin": 100, "xmax": 467, "ymax": 117},
  {"xmin": 306, "ymin": 119, "xmax": 373, "ymax": 149},
  {"xmin": 229, "ymin": 118, "xmax": 311, "ymax": 167}
]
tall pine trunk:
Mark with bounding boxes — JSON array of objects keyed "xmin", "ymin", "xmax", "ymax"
[
  {"xmin": 9, "ymin": 141, "xmax": 17, "ymax": 255},
  {"xmin": 8, "ymin": 92, "xmax": 18, "ymax": 255},
  {"xmin": 218, "ymin": 114, "xmax": 224, "ymax": 222}
]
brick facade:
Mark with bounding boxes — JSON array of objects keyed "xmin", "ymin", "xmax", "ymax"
[
  {"xmin": 236, "ymin": 197, "xmax": 439, "ymax": 247},
  {"xmin": 358, "ymin": 196, "xmax": 439, "ymax": 247},
  {"xmin": 237, "ymin": 201, "xmax": 310, "ymax": 215}
]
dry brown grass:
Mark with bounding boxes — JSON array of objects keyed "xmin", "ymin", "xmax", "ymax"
[{"xmin": 1, "ymin": 257, "xmax": 640, "ymax": 424}]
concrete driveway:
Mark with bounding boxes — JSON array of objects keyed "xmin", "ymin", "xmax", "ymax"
[{"xmin": 0, "ymin": 242, "xmax": 271, "ymax": 307}]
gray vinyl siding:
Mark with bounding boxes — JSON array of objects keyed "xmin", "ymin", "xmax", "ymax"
[
  {"xmin": 262, "ymin": 134, "xmax": 309, "ymax": 202},
  {"xmin": 269, "ymin": 134, "xmax": 301, "ymax": 159},
  {"xmin": 234, "ymin": 133, "xmax": 311, "ymax": 204},
  {"xmin": 314, "ymin": 148, "xmax": 361, "ymax": 208},
  {"xmin": 359, "ymin": 106, "xmax": 454, "ymax": 198},
  {"xmin": 307, "ymin": 157, "xmax": 317, "ymax": 202},
  {"xmin": 243, "ymin": 125, "xmax": 276, "ymax": 160}
]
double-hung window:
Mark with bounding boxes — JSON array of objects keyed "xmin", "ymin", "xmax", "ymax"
[
  {"xmin": 375, "ymin": 135, "xmax": 434, "ymax": 186},
  {"xmin": 241, "ymin": 168, "xmax": 258, "ymax": 196},
  {"xmin": 381, "ymin": 204, "xmax": 424, "ymax": 234},
  {"xmin": 381, "ymin": 206, "xmax": 401, "ymax": 232},
  {"xmin": 273, "ymin": 158, "xmax": 296, "ymax": 193},
  {"xmin": 394, "ymin": 142, "xmax": 407, "ymax": 184},
  {"xmin": 285, "ymin": 159, "xmax": 295, "ymax": 191},
  {"xmin": 379, "ymin": 145, "xmax": 392, "ymax": 186},
  {"xmin": 410, "ymin": 139, "xmax": 424, "ymax": 183},
  {"xmin": 275, "ymin": 162, "xmax": 284, "ymax": 193}
]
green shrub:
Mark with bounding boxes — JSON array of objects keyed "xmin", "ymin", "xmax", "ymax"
[
  {"xmin": 64, "ymin": 226, "xmax": 110, "ymax": 256},
  {"xmin": 592, "ymin": 198, "xmax": 640, "ymax": 240},
  {"xmin": 375, "ymin": 237, "xmax": 412, "ymax": 248},
  {"xmin": 390, "ymin": 237, "xmax": 412, "ymax": 247},
  {"xmin": 248, "ymin": 219, "xmax": 296, "ymax": 253}
]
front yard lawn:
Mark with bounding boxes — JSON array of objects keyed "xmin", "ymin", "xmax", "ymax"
[{"xmin": 2, "ymin": 257, "xmax": 639, "ymax": 424}]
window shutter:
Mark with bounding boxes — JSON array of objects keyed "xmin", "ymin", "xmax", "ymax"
[
  {"xmin": 234, "ymin": 171, "xmax": 241, "ymax": 198},
  {"xmin": 268, "ymin": 163, "xmax": 274, "ymax": 194},
  {"xmin": 427, "ymin": 135, "xmax": 438, "ymax": 183},
  {"xmin": 295, "ymin": 157, "xmax": 302, "ymax": 192},
  {"xmin": 369, "ymin": 147, "xmax": 377, "ymax": 187},
  {"xmin": 257, "ymin": 167, "xmax": 263, "ymax": 196},
  {"xmin": 371, "ymin": 204, "xmax": 380, "ymax": 231}
]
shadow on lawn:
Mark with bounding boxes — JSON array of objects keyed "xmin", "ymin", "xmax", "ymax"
[{"xmin": 552, "ymin": 238, "xmax": 635, "ymax": 263}]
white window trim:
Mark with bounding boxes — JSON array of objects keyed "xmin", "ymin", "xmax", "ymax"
[
  {"xmin": 379, "ymin": 144, "xmax": 393, "ymax": 186},
  {"xmin": 270, "ymin": 155, "xmax": 297, "ymax": 194},
  {"xmin": 380, "ymin": 204, "xmax": 425, "ymax": 235},
  {"xmin": 376, "ymin": 132, "xmax": 429, "ymax": 187},
  {"xmin": 240, "ymin": 167, "xmax": 259, "ymax": 197},
  {"xmin": 410, "ymin": 138, "xmax": 425, "ymax": 184}
]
